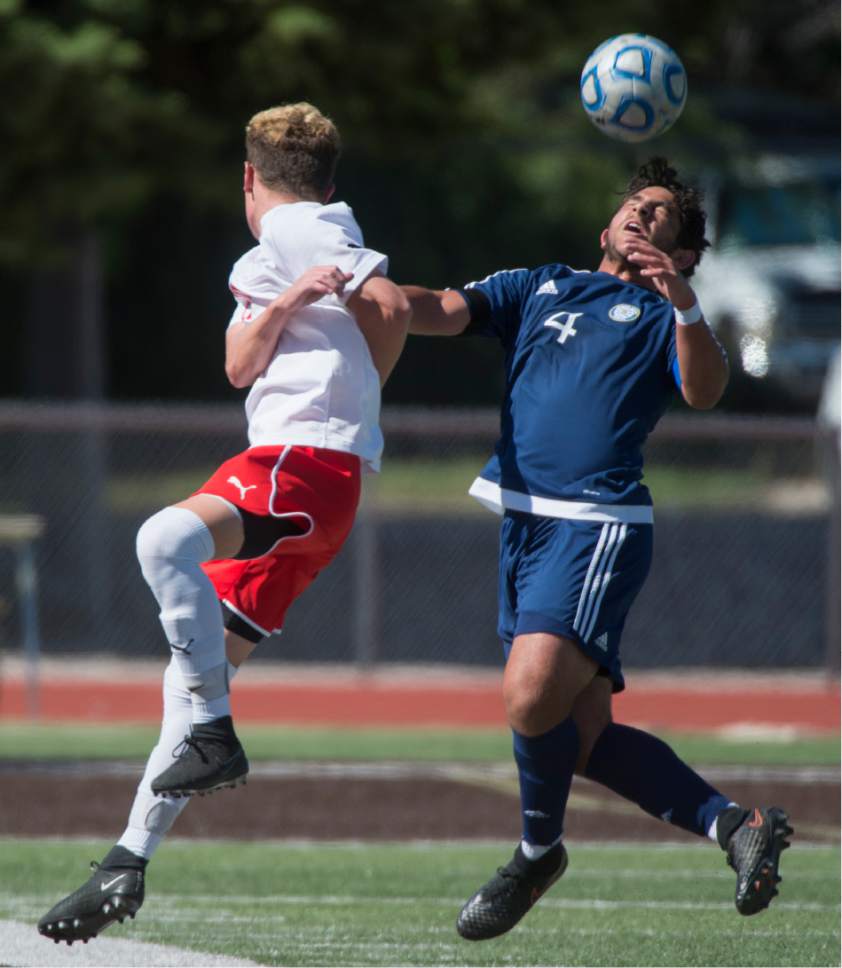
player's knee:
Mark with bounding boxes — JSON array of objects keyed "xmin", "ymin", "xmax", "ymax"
[
  {"xmin": 503, "ymin": 651, "xmax": 577, "ymax": 735},
  {"xmin": 136, "ymin": 506, "xmax": 215, "ymax": 569},
  {"xmin": 504, "ymin": 680, "xmax": 560, "ymax": 737}
]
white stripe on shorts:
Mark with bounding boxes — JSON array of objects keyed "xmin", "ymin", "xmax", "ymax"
[
  {"xmin": 573, "ymin": 523, "xmax": 628, "ymax": 644},
  {"xmin": 581, "ymin": 523, "xmax": 627, "ymax": 644},
  {"xmin": 268, "ymin": 445, "xmax": 293, "ymax": 517},
  {"xmin": 573, "ymin": 523, "xmax": 612, "ymax": 635}
]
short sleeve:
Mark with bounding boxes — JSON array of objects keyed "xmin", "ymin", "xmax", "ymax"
[
  {"xmin": 226, "ymin": 248, "xmax": 274, "ymax": 329},
  {"xmin": 260, "ymin": 202, "xmax": 388, "ymax": 302},
  {"xmin": 667, "ymin": 323, "xmax": 682, "ymax": 389},
  {"xmin": 227, "ymin": 299, "xmax": 250, "ymax": 330},
  {"xmin": 461, "ymin": 268, "xmax": 531, "ymax": 341},
  {"xmin": 307, "ymin": 206, "xmax": 388, "ymax": 299}
]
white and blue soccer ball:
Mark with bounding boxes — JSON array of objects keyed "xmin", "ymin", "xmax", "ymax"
[{"xmin": 580, "ymin": 34, "xmax": 687, "ymax": 143}]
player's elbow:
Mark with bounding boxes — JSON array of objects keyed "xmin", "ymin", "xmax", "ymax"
[
  {"xmin": 682, "ymin": 374, "xmax": 728, "ymax": 410},
  {"xmin": 225, "ymin": 358, "xmax": 253, "ymax": 389},
  {"xmin": 680, "ymin": 355, "xmax": 729, "ymax": 410},
  {"xmin": 683, "ymin": 389, "xmax": 721, "ymax": 410},
  {"xmin": 355, "ymin": 277, "xmax": 412, "ymax": 332},
  {"xmin": 381, "ymin": 289, "xmax": 413, "ymax": 330}
]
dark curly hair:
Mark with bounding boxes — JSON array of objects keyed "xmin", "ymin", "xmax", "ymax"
[{"xmin": 622, "ymin": 157, "xmax": 710, "ymax": 277}]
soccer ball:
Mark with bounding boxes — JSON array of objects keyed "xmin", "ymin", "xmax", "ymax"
[{"xmin": 580, "ymin": 34, "xmax": 687, "ymax": 143}]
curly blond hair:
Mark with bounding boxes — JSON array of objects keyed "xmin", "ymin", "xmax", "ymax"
[{"xmin": 245, "ymin": 103, "xmax": 341, "ymax": 200}]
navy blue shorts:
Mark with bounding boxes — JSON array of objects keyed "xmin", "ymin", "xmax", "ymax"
[{"xmin": 498, "ymin": 511, "xmax": 653, "ymax": 692}]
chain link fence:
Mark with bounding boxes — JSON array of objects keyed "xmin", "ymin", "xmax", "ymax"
[{"xmin": 0, "ymin": 401, "xmax": 838, "ymax": 677}]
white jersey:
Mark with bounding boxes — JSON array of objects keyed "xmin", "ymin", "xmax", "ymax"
[{"xmin": 227, "ymin": 201, "xmax": 387, "ymax": 471}]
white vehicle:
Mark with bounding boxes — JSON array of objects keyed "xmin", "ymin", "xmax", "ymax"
[{"xmin": 692, "ymin": 155, "xmax": 840, "ymax": 410}]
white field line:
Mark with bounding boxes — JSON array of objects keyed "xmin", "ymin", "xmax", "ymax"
[
  {"xmin": 4, "ymin": 922, "xmax": 839, "ymax": 968},
  {"xmin": 2, "ymin": 896, "xmax": 837, "ymax": 966},
  {"xmin": 175, "ymin": 926, "xmax": 841, "ymax": 949},
  {"xmin": 0, "ymin": 919, "xmax": 262, "ymax": 968},
  {"xmin": 189, "ymin": 895, "xmax": 836, "ymax": 913},
  {"xmin": 1, "ymin": 655, "xmax": 833, "ymax": 691},
  {"xmin": 182, "ymin": 928, "xmax": 838, "ymax": 956},
  {"xmin": 4, "ymin": 893, "xmax": 838, "ymax": 916}
]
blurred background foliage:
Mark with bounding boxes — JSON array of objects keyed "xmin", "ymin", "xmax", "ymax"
[{"xmin": 0, "ymin": 0, "xmax": 838, "ymax": 404}]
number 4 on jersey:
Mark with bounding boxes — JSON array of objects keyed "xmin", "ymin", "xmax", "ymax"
[{"xmin": 544, "ymin": 311, "xmax": 582, "ymax": 344}]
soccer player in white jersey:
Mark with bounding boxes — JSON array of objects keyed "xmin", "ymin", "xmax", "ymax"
[
  {"xmin": 402, "ymin": 159, "xmax": 792, "ymax": 940},
  {"xmin": 38, "ymin": 103, "xmax": 411, "ymax": 946}
]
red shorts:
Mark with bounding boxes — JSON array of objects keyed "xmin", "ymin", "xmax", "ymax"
[{"xmin": 196, "ymin": 445, "xmax": 361, "ymax": 637}]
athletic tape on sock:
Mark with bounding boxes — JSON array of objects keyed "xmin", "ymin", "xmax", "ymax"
[
  {"xmin": 176, "ymin": 659, "xmax": 230, "ymax": 701},
  {"xmin": 119, "ymin": 661, "xmax": 241, "ymax": 858}
]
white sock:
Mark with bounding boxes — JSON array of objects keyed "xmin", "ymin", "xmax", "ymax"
[
  {"xmin": 118, "ymin": 660, "xmax": 239, "ymax": 860},
  {"xmin": 520, "ymin": 836, "xmax": 562, "ymax": 861},
  {"xmin": 707, "ymin": 800, "xmax": 740, "ymax": 843},
  {"xmin": 136, "ymin": 506, "xmax": 231, "ymax": 724}
]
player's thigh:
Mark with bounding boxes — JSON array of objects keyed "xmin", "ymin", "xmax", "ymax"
[
  {"xmin": 196, "ymin": 446, "xmax": 360, "ymax": 557},
  {"xmin": 174, "ymin": 493, "xmax": 245, "ymax": 560},
  {"xmin": 225, "ymin": 629, "xmax": 259, "ymax": 668},
  {"xmin": 206, "ymin": 548, "xmax": 334, "ymax": 643},
  {"xmin": 502, "ymin": 514, "xmax": 652, "ymax": 696}
]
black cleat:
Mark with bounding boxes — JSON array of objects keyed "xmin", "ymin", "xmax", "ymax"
[
  {"xmin": 151, "ymin": 715, "xmax": 249, "ymax": 797},
  {"xmin": 457, "ymin": 843, "xmax": 568, "ymax": 941},
  {"xmin": 721, "ymin": 806, "xmax": 793, "ymax": 915},
  {"xmin": 37, "ymin": 847, "xmax": 145, "ymax": 945}
]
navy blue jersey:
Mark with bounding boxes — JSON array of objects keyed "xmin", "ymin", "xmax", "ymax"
[{"xmin": 461, "ymin": 264, "xmax": 680, "ymax": 520}]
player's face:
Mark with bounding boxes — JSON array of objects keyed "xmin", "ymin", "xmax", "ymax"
[{"xmin": 601, "ymin": 186, "xmax": 683, "ymax": 259}]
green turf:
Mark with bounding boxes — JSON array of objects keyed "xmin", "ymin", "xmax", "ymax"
[
  {"xmin": 3, "ymin": 838, "xmax": 838, "ymax": 966},
  {"xmin": 0, "ymin": 721, "xmax": 838, "ymax": 765}
]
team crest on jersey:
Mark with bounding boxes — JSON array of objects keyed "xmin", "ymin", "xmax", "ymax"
[
  {"xmin": 608, "ymin": 303, "xmax": 641, "ymax": 323},
  {"xmin": 536, "ymin": 279, "xmax": 558, "ymax": 295}
]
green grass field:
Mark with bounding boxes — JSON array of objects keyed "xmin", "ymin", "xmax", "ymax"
[
  {"xmin": 1, "ymin": 721, "xmax": 839, "ymax": 765},
  {"xmin": 2, "ymin": 723, "xmax": 838, "ymax": 965},
  {"xmin": 2, "ymin": 839, "xmax": 838, "ymax": 967}
]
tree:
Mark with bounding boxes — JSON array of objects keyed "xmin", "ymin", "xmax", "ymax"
[{"xmin": 1, "ymin": 0, "xmax": 837, "ymax": 401}]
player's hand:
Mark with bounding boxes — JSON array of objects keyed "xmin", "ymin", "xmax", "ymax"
[
  {"xmin": 626, "ymin": 239, "xmax": 695, "ymax": 308},
  {"xmin": 280, "ymin": 265, "xmax": 354, "ymax": 312}
]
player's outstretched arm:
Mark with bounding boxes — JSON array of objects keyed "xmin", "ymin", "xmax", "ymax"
[
  {"xmin": 402, "ymin": 286, "xmax": 471, "ymax": 337},
  {"xmin": 346, "ymin": 273, "xmax": 412, "ymax": 386},
  {"xmin": 225, "ymin": 265, "xmax": 353, "ymax": 388},
  {"xmin": 673, "ymin": 316, "xmax": 729, "ymax": 410},
  {"xmin": 627, "ymin": 239, "xmax": 728, "ymax": 409}
]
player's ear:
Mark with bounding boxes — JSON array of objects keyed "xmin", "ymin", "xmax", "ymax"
[
  {"xmin": 243, "ymin": 162, "xmax": 255, "ymax": 194},
  {"xmin": 599, "ymin": 227, "xmax": 609, "ymax": 251}
]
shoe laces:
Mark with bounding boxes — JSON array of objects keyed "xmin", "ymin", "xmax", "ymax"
[
  {"xmin": 172, "ymin": 733, "xmax": 210, "ymax": 763},
  {"xmin": 487, "ymin": 863, "xmax": 523, "ymax": 897}
]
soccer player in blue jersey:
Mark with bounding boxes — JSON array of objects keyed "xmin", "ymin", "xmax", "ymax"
[{"xmin": 402, "ymin": 158, "xmax": 792, "ymax": 940}]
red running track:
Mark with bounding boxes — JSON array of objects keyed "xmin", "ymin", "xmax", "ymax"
[{"xmin": 0, "ymin": 677, "xmax": 839, "ymax": 732}]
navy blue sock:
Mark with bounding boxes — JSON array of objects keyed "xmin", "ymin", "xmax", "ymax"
[
  {"xmin": 584, "ymin": 723, "xmax": 731, "ymax": 838},
  {"xmin": 513, "ymin": 717, "xmax": 580, "ymax": 848}
]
